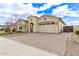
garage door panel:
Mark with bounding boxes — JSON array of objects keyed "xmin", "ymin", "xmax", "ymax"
[{"xmin": 39, "ymin": 25, "xmax": 56, "ymax": 33}]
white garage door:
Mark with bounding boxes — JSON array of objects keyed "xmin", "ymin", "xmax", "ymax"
[{"xmin": 39, "ymin": 24, "xmax": 57, "ymax": 33}]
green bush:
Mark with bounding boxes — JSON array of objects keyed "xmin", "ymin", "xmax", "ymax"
[
  {"xmin": 17, "ymin": 30, "xmax": 23, "ymax": 33},
  {"xmin": 12, "ymin": 28, "xmax": 17, "ymax": 32},
  {"xmin": 9, "ymin": 32, "xmax": 13, "ymax": 34},
  {"xmin": 75, "ymin": 30, "xmax": 79, "ymax": 38},
  {"xmin": 75, "ymin": 30, "xmax": 79, "ymax": 35}
]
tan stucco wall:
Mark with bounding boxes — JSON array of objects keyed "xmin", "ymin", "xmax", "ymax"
[
  {"xmin": 16, "ymin": 20, "xmax": 28, "ymax": 32},
  {"xmin": 38, "ymin": 16, "xmax": 58, "ymax": 23},
  {"xmin": 73, "ymin": 25, "xmax": 79, "ymax": 33},
  {"xmin": 38, "ymin": 16, "xmax": 58, "ymax": 33},
  {"xmin": 58, "ymin": 20, "xmax": 65, "ymax": 33},
  {"xmin": 27, "ymin": 15, "xmax": 65, "ymax": 33},
  {"xmin": 38, "ymin": 24, "xmax": 56, "ymax": 33},
  {"xmin": 27, "ymin": 15, "xmax": 39, "ymax": 32}
]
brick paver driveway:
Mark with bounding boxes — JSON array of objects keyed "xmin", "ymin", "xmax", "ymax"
[{"xmin": 4, "ymin": 33, "xmax": 72, "ymax": 56}]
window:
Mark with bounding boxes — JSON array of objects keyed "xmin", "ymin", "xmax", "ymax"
[
  {"xmin": 19, "ymin": 26, "xmax": 22, "ymax": 30},
  {"xmin": 51, "ymin": 23, "xmax": 55, "ymax": 24}
]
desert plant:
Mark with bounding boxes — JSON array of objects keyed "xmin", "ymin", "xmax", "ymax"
[{"xmin": 75, "ymin": 30, "xmax": 79, "ymax": 38}]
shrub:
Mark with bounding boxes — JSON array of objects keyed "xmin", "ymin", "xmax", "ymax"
[
  {"xmin": 12, "ymin": 28, "xmax": 17, "ymax": 32},
  {"xmin": 9, "ymin": 32, "xmax": 13, "ymax": 34},
  {"xmin": 75, "ymin": 30, "xmax": 79, "ymax": 34},
  {"xmin": 75, "ymin": 30, "xmax": 79, "ymax": 38},
  {"xmin": 17, "ymin": 30, "xmax": 23, "ymax": 33}
]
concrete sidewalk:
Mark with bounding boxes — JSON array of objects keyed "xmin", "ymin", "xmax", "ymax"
[{"xmin": 0, "ymin": 37, "xmax": 57, "ymax": 56}]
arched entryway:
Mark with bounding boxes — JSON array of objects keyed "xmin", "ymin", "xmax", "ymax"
[{"xmin": 30, "ymin": 22, "xmax": 34, "ymax": 33}]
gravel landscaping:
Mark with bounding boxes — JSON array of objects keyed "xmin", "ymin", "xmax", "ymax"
[{"xmin": 64, "ymin": 34, "xmax": 79, "ymax": 56}]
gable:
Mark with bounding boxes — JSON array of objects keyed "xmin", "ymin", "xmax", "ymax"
[
  {"xmin": 38, "ymin": 15, "xmax": 58, "ymax": 22},
  {"xmin": 27, "ymin": 15, "xmax": 39, "ymax": 22}
]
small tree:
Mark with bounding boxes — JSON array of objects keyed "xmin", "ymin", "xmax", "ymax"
[
  {"xmin": 5, "ymin": 28, "xmax": 10, "ymax": 33},
  {"xmin": 5, "ymin": 22, "xmax": 10, "ymax": 33},
  {"xmin": 12, "ymin": 28, "xmax": 17, "ymax": 32},
  {"xmin": 5, "ymin": 18, "xmax": 16, "ymax": 33}
]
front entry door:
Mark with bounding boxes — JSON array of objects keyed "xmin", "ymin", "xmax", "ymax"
[{"xmin": 30, "ymin": 23, "xmax": 33, "ymax": 33}]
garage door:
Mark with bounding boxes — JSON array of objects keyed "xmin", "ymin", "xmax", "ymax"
[{"xmin": 38, "ymin": 24, "xmax": 57, "ymax": 33}]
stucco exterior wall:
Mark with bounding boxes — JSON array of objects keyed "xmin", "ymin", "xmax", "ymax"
[
  {"xmin": 38, "ymin": 24, "xmax": 57, "ymax": 33},
  {"xmin": 27, "ymin": 15, "xmax": 39, "ymax": 32},
  {"xmin": 38, "ymin": 16, "xmax": 58, "ymax": 23},
  {"xmin": 73, "ymin": 25, "xmax": 79, "ymax": 33},
  {"xmin": 38, "ymin": 16, "xmax": 58, "ymax": 33},
  {"xmin": 16, "ymin": 20, "xmax": 28, "ymax": 32},
  {"xmin": 27, "ymin": 15, "xmax": 65, "ymax": 33},
  {"xmin": 58, "ymin": 20, "xmax": 65, "ymax": 33}
]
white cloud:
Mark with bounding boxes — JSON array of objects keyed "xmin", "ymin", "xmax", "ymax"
[
  {"xmin": 0, "ymin": 0, "xmax": 79, "ymax": 3},
  {"xmin": 38, "ymin": 3, "xmax": 61, "ymax": 11},
  {"xmin": 52, "ymin": 5, "xmax": 79, "ymax": 25},
  {"xmin": 0, "ymin": 0, "xmax": 27, "ymax": 3},
  {"xmin": 53, "ymin": 5, "xmax": 79, "ymax": 17},
  {"xmin": 36, "ymin": 12, "xmax": 44, "ymax": 17},
  {"xmin": 26, "ymin": 3, "xmax": 44, "ymax": 17},
  {"xmin": 30, "ymin": 3, "xmax": 62, "ymax": 17},
  {"xmin": 67, "ymin": 20, "xmax": 79, "ymax": 26},
  {"xmin": 0, "ymin": 3, "xmax": 42, "ymax": 19},
  {"xmin": 0, "ymin": 13, "xmax": 12, "ymax": 17},
  {"xmin": 27, "ymin": 3, "xmax": 35, "ymax": 15},
  {"xmin": 0, "ymin": 4, "xmax": 33, "ymax": 18},
  {"xmin": 0, "ymin": 0, "xmax": 59, "ymax": 3}
]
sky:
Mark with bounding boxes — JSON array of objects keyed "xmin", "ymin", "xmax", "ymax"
[{"xmin": 0, "ymin": 3, "xmax": 79, "ymax": 25}]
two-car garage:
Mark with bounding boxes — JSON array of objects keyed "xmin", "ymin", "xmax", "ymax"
[{"xmin": 38, "ymin": 22, "xmax": 57, "ymax": 33}]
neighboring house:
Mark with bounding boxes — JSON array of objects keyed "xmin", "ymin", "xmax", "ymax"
[
  {"xmin": 5, "ymin": 19, "xmax": 28, "ymax": 33},
  {"xmin": 27, "ymin": 15, "xmax": 66, "ymax": 33},
  {"xmin": 0, "ymin": 25, "xmax": 7, "ymax": 31},
  {"xmin": 73, "ymin": 25, "xmax": 79, "ymax": 33},
  {"xmin": 16, "ymin": 19, "xmax": 28, "ymax": 32},
  {"xmin": 8, "ymin": 23, "xmax": 16, "ymax": 32},
  {"xmin": 5, "ymin": 22, "xmax": 16, "ymax": 32}
]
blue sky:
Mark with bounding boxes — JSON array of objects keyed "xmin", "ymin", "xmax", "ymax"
[{"xmin": 0, "ymin": 3, "xmax": 79, "ymax": 25}]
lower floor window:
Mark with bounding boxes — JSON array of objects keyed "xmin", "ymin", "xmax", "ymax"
[{"xmin": 19, "ymin": 26, "xmax": 22, "ymax": 30}]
